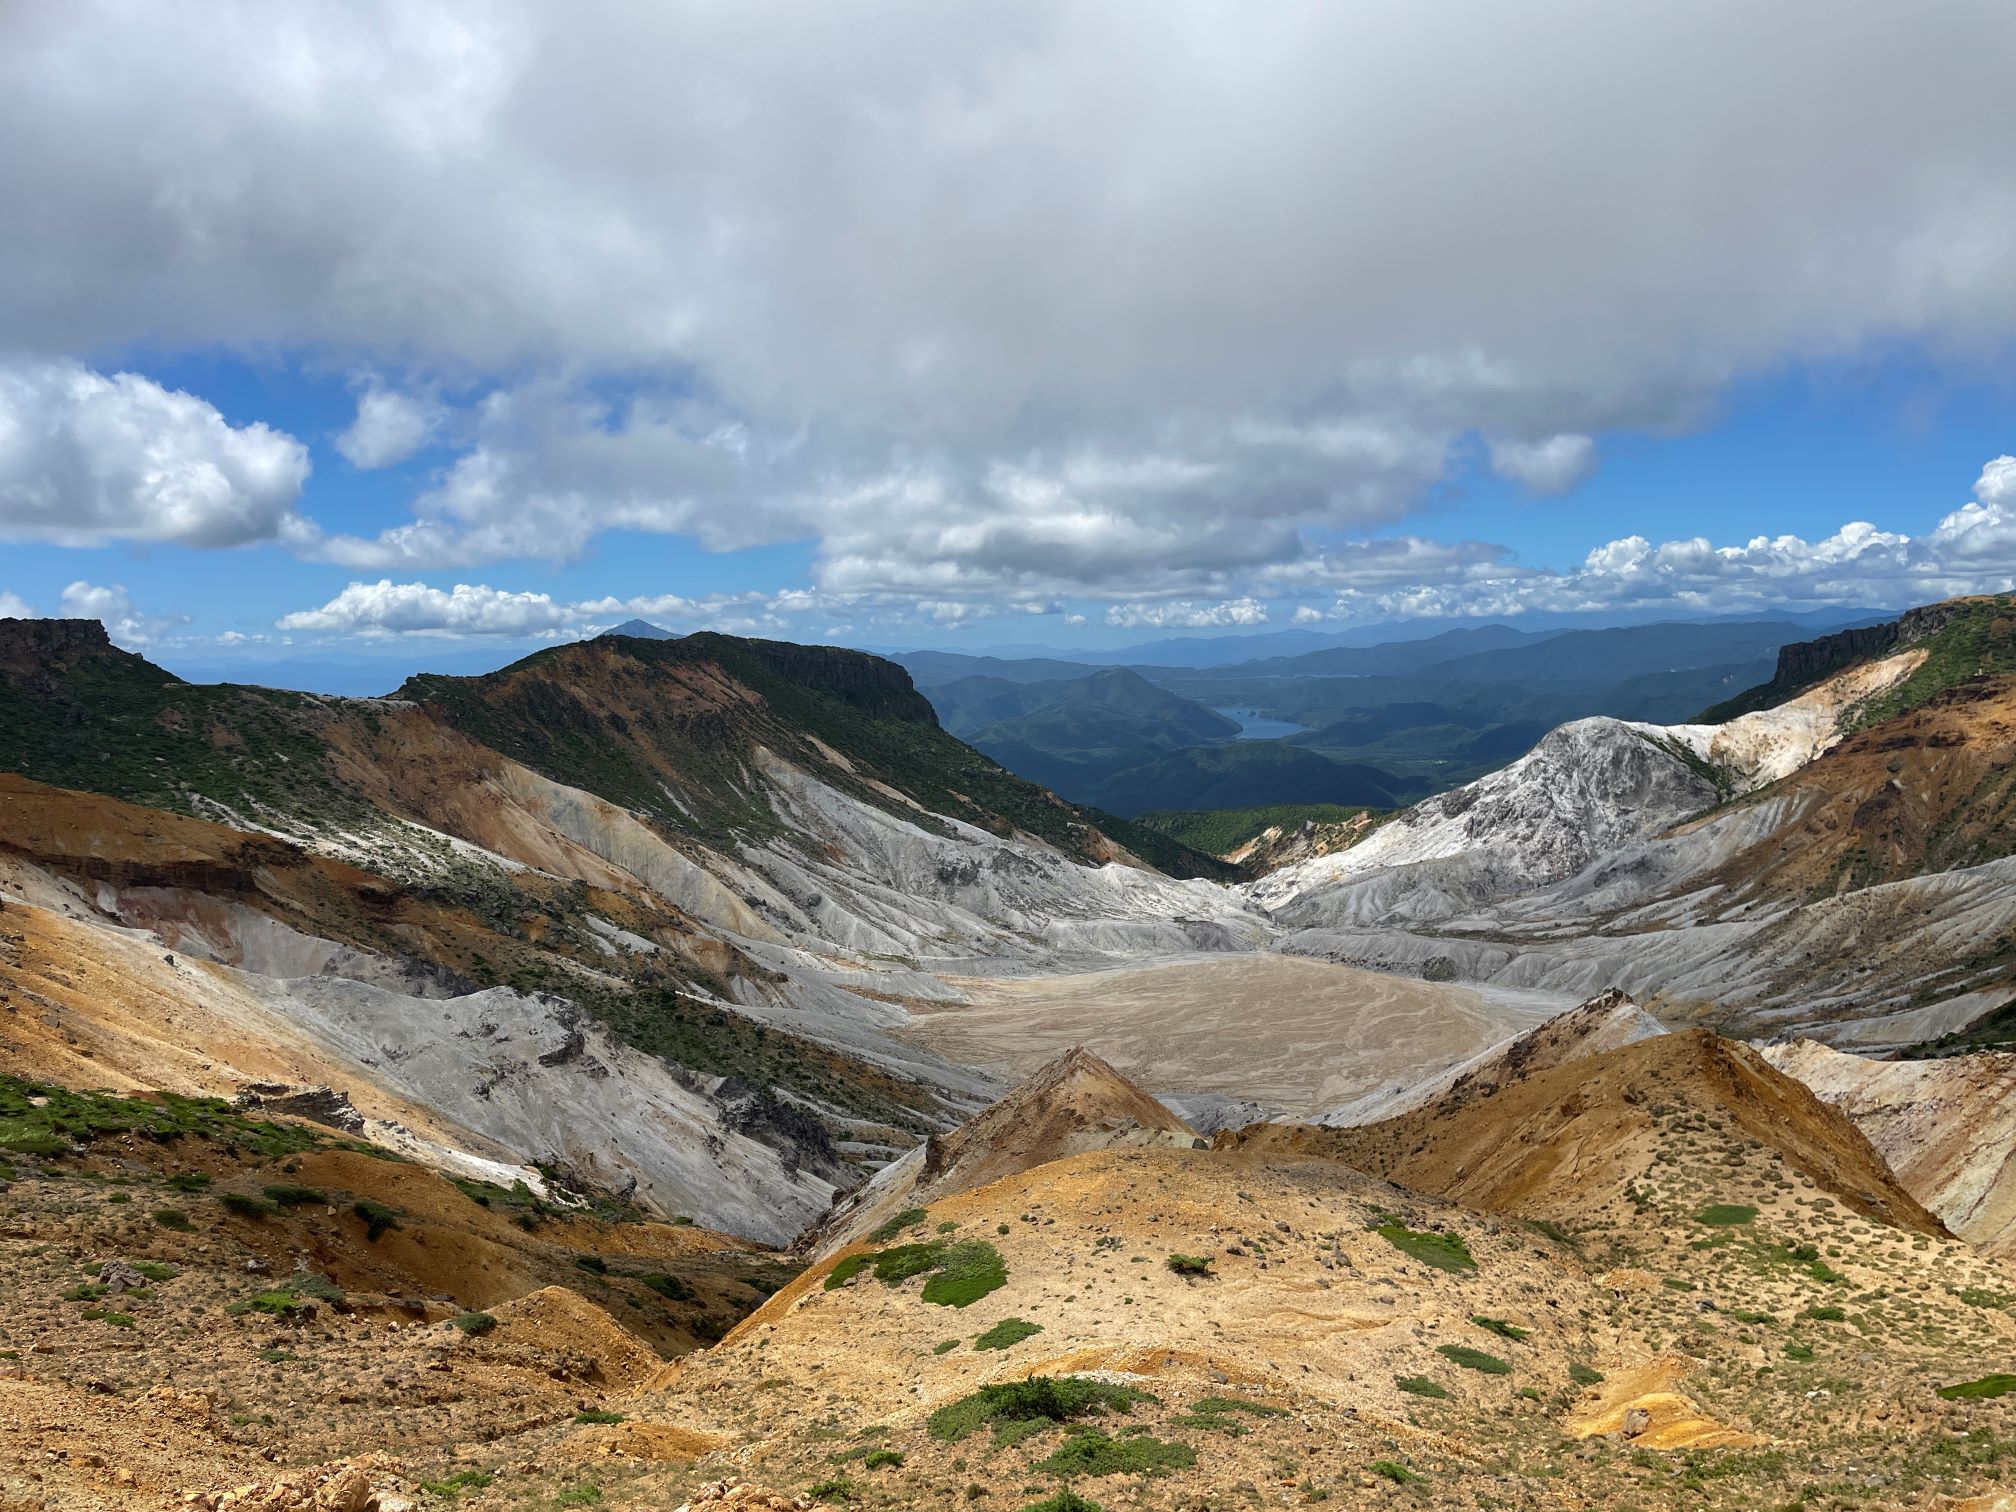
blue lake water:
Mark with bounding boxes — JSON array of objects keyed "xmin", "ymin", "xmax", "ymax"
[{"xmin": 1213, "ymin": 707, "xmax": 1312, "ymax": 740}]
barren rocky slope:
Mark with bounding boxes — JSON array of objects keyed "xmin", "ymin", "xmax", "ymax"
[
  {"xmin": 802, "ymin": 1046, "xmax": 1202, "ymax": 1258},
  {"xmin": 0, "ymin": 621, "xmax": 1266, "ymax": 1238},
  {"xmin": 1764, "ymin": 1038, "xmax": 2016, "ymax": 1258},
  {"xmin": 1258, "ymin": 597, "xmax": 2016, "ymax": 1047}
]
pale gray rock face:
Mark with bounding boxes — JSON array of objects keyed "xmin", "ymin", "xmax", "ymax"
[
  {"xmin": 1251, "ymin": 718, "xmax": 1719, "ymax": 926},
  {"xmin": 245, "ymin": 975, "xmax": 841, "ymax": 1245},
  {"xmin": 1248, "ymin": 656, "xmax": 2016, "ymax": 1042}
]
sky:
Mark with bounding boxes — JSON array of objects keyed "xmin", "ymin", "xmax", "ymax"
[{"xmin": 4, "ymin": 0, "xmax": 2016, "ymax": 663}]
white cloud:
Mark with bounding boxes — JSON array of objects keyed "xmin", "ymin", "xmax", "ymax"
[
  {"xmin": 0, "ymin": 590, "xmax": 36, "ymax": 618},
  {"xmin": 1975, "ymin": 454, "xmax": 2016, "ymax": 510},
  {"xmin": 1291, "ymin": 605, "xmax": 1325, "ymax": 624},
  {"xmin": 0, "ymin": 360, "xmax": 311, "ymax": 548},
  {"xmin": 276, "ymin": 579, "xmax": 794, "ymax": 638},
  {"xmin": 1328, "ymin": 457, "xmax": 2016, "ymax": 619},
  {"xmin": 1105, "ymin": 598, "xmax": 1268, "ymax": 629},
  {"xmin": 276, "ymin": 580, "xmax": 579, "ymax": 638},
  {"xmin": 58, "ymin": 581, "xmax": 190, "ymax": 647},
  {"xmin": 1488, "ymin": 433, "xmax": 1597, "ymax": 495},
  {"xmin": 335, "ymin": 387, "xmax": 446, "ymax": 469},
  {"xmin": 6, "ymin": 4, "xmax": 2016, "ymax": 599}
]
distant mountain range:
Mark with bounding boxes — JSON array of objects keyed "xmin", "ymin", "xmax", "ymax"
[{"xmin": 891, "ymin": 613, "xmax": 1891, "ymax": 815}]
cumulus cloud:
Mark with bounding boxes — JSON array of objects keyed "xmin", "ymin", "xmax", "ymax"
[
  {"xmin": 1488, "ymin": 434, "xmax": 1597, "ymax": 495},
  {"xmin": 0, "ymin": 360, "xmax": 311, "ymax": 548},
  {"xmin": 276, "ymin": 579, "xmax": 790, "ymax": 638},
  {"xmin": 0, "ymin": 590, "xmax": 36, "ymax": 618},
  {"xmin": 1328, "ymin": 458, "xmax": 2016, "ymax": 619},
  {"xmin": 1105, "ymin": 598, "xmax": 1269, "ymax": 630},
  {"xmin": 276, "ymin": 580, "xmax": 580, "ymax": 637},
  {"xmin": 58, "ymin": 581, "xmax": 190, "ymax": 647},
  {"xmin": 335, "ymin": 387, "xmax": 446, "ymax": 469},
  {"xmin": 6, "ymin": 3, "xmax": 2016, "ymax": 602}
]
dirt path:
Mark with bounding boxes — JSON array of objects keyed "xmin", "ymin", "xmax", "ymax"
[{"xmin": 901, "ymin": 953, "xmax": 1560, "ymax": 1118}]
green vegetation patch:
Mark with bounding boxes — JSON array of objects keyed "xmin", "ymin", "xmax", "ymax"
[
  {"xmin": 1372, "ymin": 1220, "xmax": 1476, "ymax": 1274},
  {"xmin": 352, "ymin": 1198, "xmax": 402, "ymax": 1242},
  {"xmin": 1165, "ymin": 1253, "xmax": 1214, "ymax": 1277},
  {"xmin": 1394, "ymin": 1375, "xmax": 1448, "ymax": 1399},
  {"xmin": 640, "ymin": 1271, "xmax": 694, "ymax": 1302},
  {"xmin": 1938, "ymin": 1374, "xmax": 2016, "ymax": 1401},
  {"xmin": 451, "ymin": 1311, "xmax": 497, "ymax": 1335},
  {"xmin": 933, "ymin": 1339, "xmax": 960, "ymax": 1355},
  {"xmin": 1019, "ymin": 1494, "xmax": 1104, "ymax": 1512},
  {"xmin": 1568, "ymin": 1363, "xmax": 1604, "ymax": 1387},
  {"xmin": 926, "ymin": 1377, "xmax": 1155, "ymax": 1445},
  {"xmin": 1470, "ymin": 1315, "xmax": 1529, "ymax": 1341},
  {"xmin": 824, "ymin": 1239, "xmax": 1006, "ymax": 1308},
  {"xmin": 867, "ymin": 1207, "xmax": 929, "ymax": 1242},
  {"xmin": 261, "ymin": 1184, "xmax": 326, "ymax": 1207},
  {"xmin": 0, "ymin": 1075, "xmax": 318, "ymax": 1160},
  {"xmin": 1173, "ymin": 1395, "xmax": 1290, "ymax": 1435},
  {"xmin": 1135, "ymin": 803, "xmax": 1379, "ymax": 858},
  {"xmin": 417, "ymin": 1468, "xmax": 493, "ymax": 1497},
  {"xmin": 1696, "ymin": 1203, "xmax": 1759, "ymax": 1227},
  {"xmin": 1436, "ymin": 1345, "xmax": 1511, "ymax": 1375},
  {"xmin": 1369, "ymin": 1460, "xmax": 1427, "ymax": 1485},
  {"xmin": 974, "ymin": 1317, "xmax": 1044, "ymax": 1351},
  {"xmin": 574, "ymin": 1410, "xmax": 626, "ymax": 1424},
  {"xmin": 1034, "ymin": 1428, "xmax": 1195, "ymax": 1479}
]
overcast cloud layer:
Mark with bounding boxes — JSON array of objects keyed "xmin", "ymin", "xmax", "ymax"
[{"xmin": 5, "ymin": 0, "xmax": 2016, "ymax": 637}]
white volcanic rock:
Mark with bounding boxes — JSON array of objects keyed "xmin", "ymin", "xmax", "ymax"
[
  {"xmin": 1250, "ymin": 717, "xmax": 1720, "ymax": 922},
  {"xmin": 247, "ymin": 974, "xmax": 842, "ymax": 1244}
]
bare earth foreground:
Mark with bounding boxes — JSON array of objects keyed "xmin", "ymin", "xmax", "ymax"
[{"xmin": 901, "ymin": 953, "xmax": 1562, "ymax": 1117}]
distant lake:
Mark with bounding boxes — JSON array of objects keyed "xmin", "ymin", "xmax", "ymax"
[{"xmin": 1213, "ymin": 707, "xmax": 1312, "ymax": 740}]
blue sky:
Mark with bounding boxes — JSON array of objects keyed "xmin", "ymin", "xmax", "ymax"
[{"xmin": 3, "ymin": 3, "xmax": 2016, "ymax": 663}]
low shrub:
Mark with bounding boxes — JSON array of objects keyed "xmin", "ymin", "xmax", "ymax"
[
  {"xmin": 1696, "ymin": 1203, "xmax": 1758, "ymax": 1227},
  {"xmin": 1937, "ymin": 1374, "xmax": 2016, "ymax": 1401},
  {"xmin": 1436, "ymin": 1344, "xmax": 1511, "ymax": 1375},
  {"xmin": 261, "ymin": 1184, "xmax": 324, "ymax": 1208},
  {"xmin": 927, "ymin": 1377, "xmax": 1154, "ymax": 1444},
  {"xmin": 1394, "ymin": 1375, "xmax": 1448, "ymax": 1399},
  {"xmin": 1369, "ymin": 1460, "xmax": 1426, "ymax": 1485},
  {"xmin": 1034, "ymin": 1429, "xmax": 1194, "ymax": 1478},
  {"xmin": 1470, "ymin": 1315, "xmax": 1529, "ymax": 1341},
  {"xmin": 1372, "ymin": 1221, "xmax": 1475, "ymax": 1274},
  {"xmin": 352, "ymin": 1199, "xmax": 402, "ymax": 1242},
  {"xmin": 451, "ymin": 1311, "xmax": 497, "ymax": 1335},
  {"xmin": 974, "ymin": 1317, "xmax": 1044, "ymax": 1351},
  {"xmin": 825, "ymin": 1240, "xmax": 1007, "ymax": 1309},
  {"xmin": 1165, "ymin": 1253, "xmax": 1214, "ymax": 1278},
  {"xmin": 640, "ymin": 1271, "xmax": 694, "ymax": 1302},
  {"xmin": 151, "ymin": 1208, "xmax": 194, "ymax": 1232},
  {"xmin": 867, "ymin": 1207, "xmax": 929, "ymax": 1242}
]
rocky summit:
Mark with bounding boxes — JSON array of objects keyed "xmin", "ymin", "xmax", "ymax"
[{"xmin": 5, "ymin": 601, "xmax": 2016, "ymax": 1510}]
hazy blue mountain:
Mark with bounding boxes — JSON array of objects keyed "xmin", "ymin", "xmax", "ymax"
[
  {"xmin": 1051, "ymin": 742, "xmax": 1411, "ymax": 817},
  {"xmin": 894, "ymin": 650, "xmax": 1114, "ymax": 687},
  {"xmin": 600, "ymin": 618, "xmax": 679, "ymax": 640}
]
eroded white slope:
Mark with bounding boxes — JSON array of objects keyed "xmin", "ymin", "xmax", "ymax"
[
  {"xmin": 1255, "ymin": 649, "xmax": 1927, "ymax": 926},
  {"xmin": 1249, "ymin": 717, "xmax": 1720, "ymax": 919}
]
